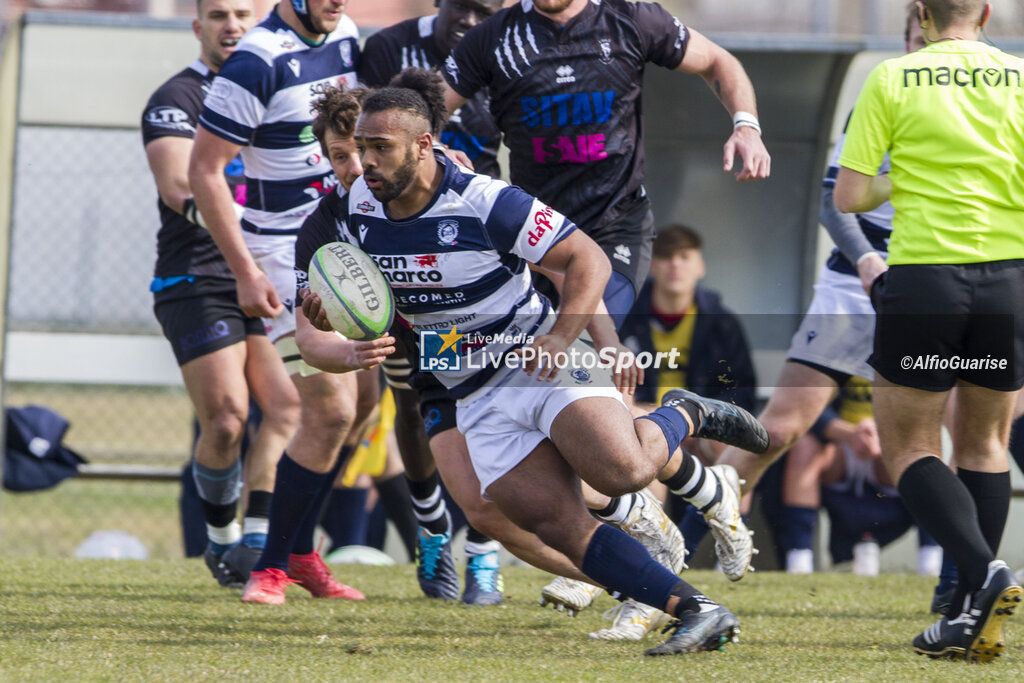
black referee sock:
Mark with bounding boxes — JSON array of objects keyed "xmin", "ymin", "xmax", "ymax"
[
  {"xmin": 957, "ymin": 467, "xmax": 1011, "ymax": 556},
  {"xmin": 897, "ymin": 457, "xmax": 993, "ymax": 591}
]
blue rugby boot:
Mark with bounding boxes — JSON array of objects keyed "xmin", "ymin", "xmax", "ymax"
[
  {"xmin": 416, "ymin": 526, "xmax": 460, "ymax": 600},
  {"xmin": 462, "ymin": 551, "xmax": 504, "ymax": 606}
]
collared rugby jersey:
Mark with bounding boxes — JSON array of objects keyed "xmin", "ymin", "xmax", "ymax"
[
  {"xmin": 359, "ymin": 15, "xmax": 502, "ymax": 179},
  {"xmin": 199, "ymin": 9, "xmax": 360, "ymax": 235},
  {"xmin": 822, "ymin": 113, "xmax": 892, "ymax": 276},
  {"xmin": 142, "ymin": 60, "xmax": 240, "ymax": 279},
  {"xmin": 442, "ymin": 0, "xmax": 688, "ymax": 233},
  {"xmin": 295, "ymin": 155, "xmax": 576, "ymax": 398}
]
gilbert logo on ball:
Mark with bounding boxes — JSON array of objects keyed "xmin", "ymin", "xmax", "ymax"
[{"xmin": 308, "ymin": 242, "xmax": 394, "ymax": 341}]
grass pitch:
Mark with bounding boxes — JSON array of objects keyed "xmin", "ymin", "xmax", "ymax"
[{"xmin": 0, "ymin": 560, "xmax": 1021, "ymax": 681}]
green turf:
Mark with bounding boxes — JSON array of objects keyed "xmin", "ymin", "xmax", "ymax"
[{"xmin": 0, "ymin": 561, "xmax": 1021, "ymax": 681}]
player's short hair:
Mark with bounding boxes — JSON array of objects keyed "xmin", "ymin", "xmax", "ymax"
[
  {"xmin": 361, "ymin": 67, "xmax": 450, "ymax": 138},
  {"xmin": 311, "ymin": 85, "xmax": 367, "ymax": 156},
  {"xmin": 653, "ymin": 224, "xmax": 703, "ymax": 258},
  {"xmin": 922, "ymin": 0, "xmax": 987, "ymax": 30}
]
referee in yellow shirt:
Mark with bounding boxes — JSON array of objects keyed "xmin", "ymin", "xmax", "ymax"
[{"xmin": 835, "ymin": 0, "xmax": 1023, "ymax": 663}]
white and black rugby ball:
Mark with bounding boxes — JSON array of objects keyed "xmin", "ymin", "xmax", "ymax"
[{"xmin": 308, "ymin": 241, "xmax": 394, "ymax": 341}]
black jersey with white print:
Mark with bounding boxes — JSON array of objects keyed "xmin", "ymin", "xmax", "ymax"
[
  {"xmin": 443, "ymin": 0, "xmax": 688, "ymax": 233},
  {"xmin": 359, "ymin": 16, "xmax": 502, "ymax": 179},
  {"xmin": 142, "ymin": 60, "xmax": 243, "ymax": 282}
]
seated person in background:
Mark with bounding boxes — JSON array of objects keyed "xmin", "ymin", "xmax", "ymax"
[
  {"xmin": 620, "ymin": 224, "xmax": 757, "ymax": 558},
  {"xmin": 778, "ymin": 376, "xmax": 940, "ymax": 576}
]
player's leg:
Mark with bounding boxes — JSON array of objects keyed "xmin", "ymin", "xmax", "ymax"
[
  {"xmin": 429, "ymin": 425, "xmax": 589, "ymax": 577},
  {"xmin": 717, "ymin": 362, "xmax": 840, "ymax": 494},
  {"xmin": 485, "ymin": 438, "xmax": 738, "ymax": 656},
  {"xmin": 179, "ymin": 342, "xmax": 251, "ymax": 585},
  {"xmin": 779, "ymin": 435, "xmax": 836, "ymax": 573},
  {"xmin": 549, "ymin": 388, "xmax": 765, "ymax": 580},
  {"xmin": 217, "ymin": 331, "xmax": 301, "ymax": 579}
]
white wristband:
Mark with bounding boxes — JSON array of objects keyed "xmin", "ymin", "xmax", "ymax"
[
  {"xmin": 732, "ymin": 110, "xmax": 761, "ymax": 135},
  {"xmin": 856, "ymin": 251, "xmax": 877, "ymax": 266}
]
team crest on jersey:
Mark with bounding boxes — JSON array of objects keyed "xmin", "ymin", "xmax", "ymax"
[
  {"xmin": 339, "ymin": 41, "xmax": 353, "ymax": 67},
  {"xmin": 356, "ymin": 200, "xmax": 375, "ymax": 214},
  {"xmin": 437, "ymin": 220, "xmax": 459, "ymax": 246},
  {"xmin": 598, "ymin": 39, "xmax": 613, "ymax": 64},
  {"xmin": 570, "ymin": 368, "xmax": 592, "ymax": 385}
]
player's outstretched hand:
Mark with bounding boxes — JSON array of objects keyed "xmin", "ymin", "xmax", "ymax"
[
  {"xmin": 238, "ymin": 271, "xmax": 284, "ymax": 319},
  {"xmin": 604, "ymin": 343, "xmax": 644, "ymax": 396},
  {"xmin": 723, "ymin": 126, "xmax": 770, "ymax": 181},
  {"xmin": 342, "ymin": 336, "xmax": 396, "ymax": 371},
  {"xmin": 300, "ymin": 289, "xmax": 334, "ymax": 332}
]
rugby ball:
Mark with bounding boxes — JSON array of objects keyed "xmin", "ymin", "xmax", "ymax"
[{"xmin": 308, "ymin": 241, "xmax": 394, "ymax": 341}]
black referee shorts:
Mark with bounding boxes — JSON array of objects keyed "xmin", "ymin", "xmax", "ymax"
[{"xmin": 869, "ymin": 260, "xmax": 1024, "ymax": 391}]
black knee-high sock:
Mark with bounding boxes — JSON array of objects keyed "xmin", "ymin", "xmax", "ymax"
[
  {"xmin": 292, "ymin": 446, "xmax": 352, "ymax": 556},
  {"xmin": 375, "ymin": 473, "xmax": 418, "ymax": 561},
  {"xmin": 897, "ymin": 457, "xmax": 993, "ymax": 592},
  {"xmin": 254, "ymin": 454, "xmax": 332, "ymax": 572},
  {"xmin": 957, "ymin": 468, "xmax": 1011, "ymax": 556}
]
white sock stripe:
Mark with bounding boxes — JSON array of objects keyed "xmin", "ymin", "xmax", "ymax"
[
  {"xmin": 414, "ymin": 506, "xmax": 445, "ymax": 523},
  {"xmin": 465, "ymin": 540, "xmax": 500, "ymax": 556},
  {"xmin": 411, "ymin": 486, "xmax": 442, "ymax": 509},
  {"xmin": 207, "ymin": 520, "xmax": 241, "ymax": 545},
  {"xmin": 242, "ymin": 517, "xmax": 269, "ymax": 536},
  {"xmin": 675, "ymin": 462, "xmax": 706, "ymax": 498}
]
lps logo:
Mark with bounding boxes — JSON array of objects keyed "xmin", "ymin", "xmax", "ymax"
[
  {"xmin": 419, "ymin": 326, "xmax": 464, "ymax": 372},
  {"xmin": 598, "ymin": 39, "xmax": 613, "ymax": 64}
]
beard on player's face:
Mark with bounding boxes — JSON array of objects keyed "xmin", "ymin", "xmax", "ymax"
[{"xmin": 365, "ymin": 143, "xmax": 418, "ymax": 205}]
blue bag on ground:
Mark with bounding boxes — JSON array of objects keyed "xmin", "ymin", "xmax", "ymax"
[{"xmin": 3, "ymin": 405, "xmax": 87, "ymax": 492}]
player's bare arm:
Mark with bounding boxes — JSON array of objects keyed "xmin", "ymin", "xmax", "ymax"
[
  {"xmin": 189, "ymin": 126, "xmax": 283, "ymax": 318},
  {"xmin": 677, "ymin": 28, "xmax": 770, "ymax": 181},
  {"xmin": 144, "ymin": 136, "xmax": 194, "ymax": 215},
  {"xmin": 516, "ymin": 231, "xmax": 610, "ymax": 381},
  {"xmin": 442, "ymin": 80, "xmax": 469, "ymax": 115},
  {"xmin": 533, "ymin": 264, "xmax": 643, "ymax": 393},
  {"xmin": 834, "ymin": 166, "xmax": 892, "ymax": 215},
  {"xmin": 294, "ymin": 300, "xmax": 395, "ymax": 373}
]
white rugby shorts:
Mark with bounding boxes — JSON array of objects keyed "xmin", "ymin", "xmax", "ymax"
[
  {"xmin": 242, "ymin": 231, "xmax": 298, "ymax": 344},
  {"xmin": 787, "ymin": 265, "xmax": 875, "ymax": 382},
  {"xmin": 456, "ymin": 337, "xmax": 626, "ymax": 496}
]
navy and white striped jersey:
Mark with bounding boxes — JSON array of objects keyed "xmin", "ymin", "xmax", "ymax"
[
  {"xmin": 295, "ymin": 156, "xmax": 577, "ymax": 398},
  {"xmin": 442, "ymin": 0, "xmax": 688, "ymax": 233},
  {"xmin": 822, "ymin": 114, "xmax": 893, "ymax": 276},
  {"xmin": 199, "ymin": 9, "xmax": 360, "ymax": 235},
  {"xmin": 359, "ymin": 15, "xmax": 502, "ymax": 179}
]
